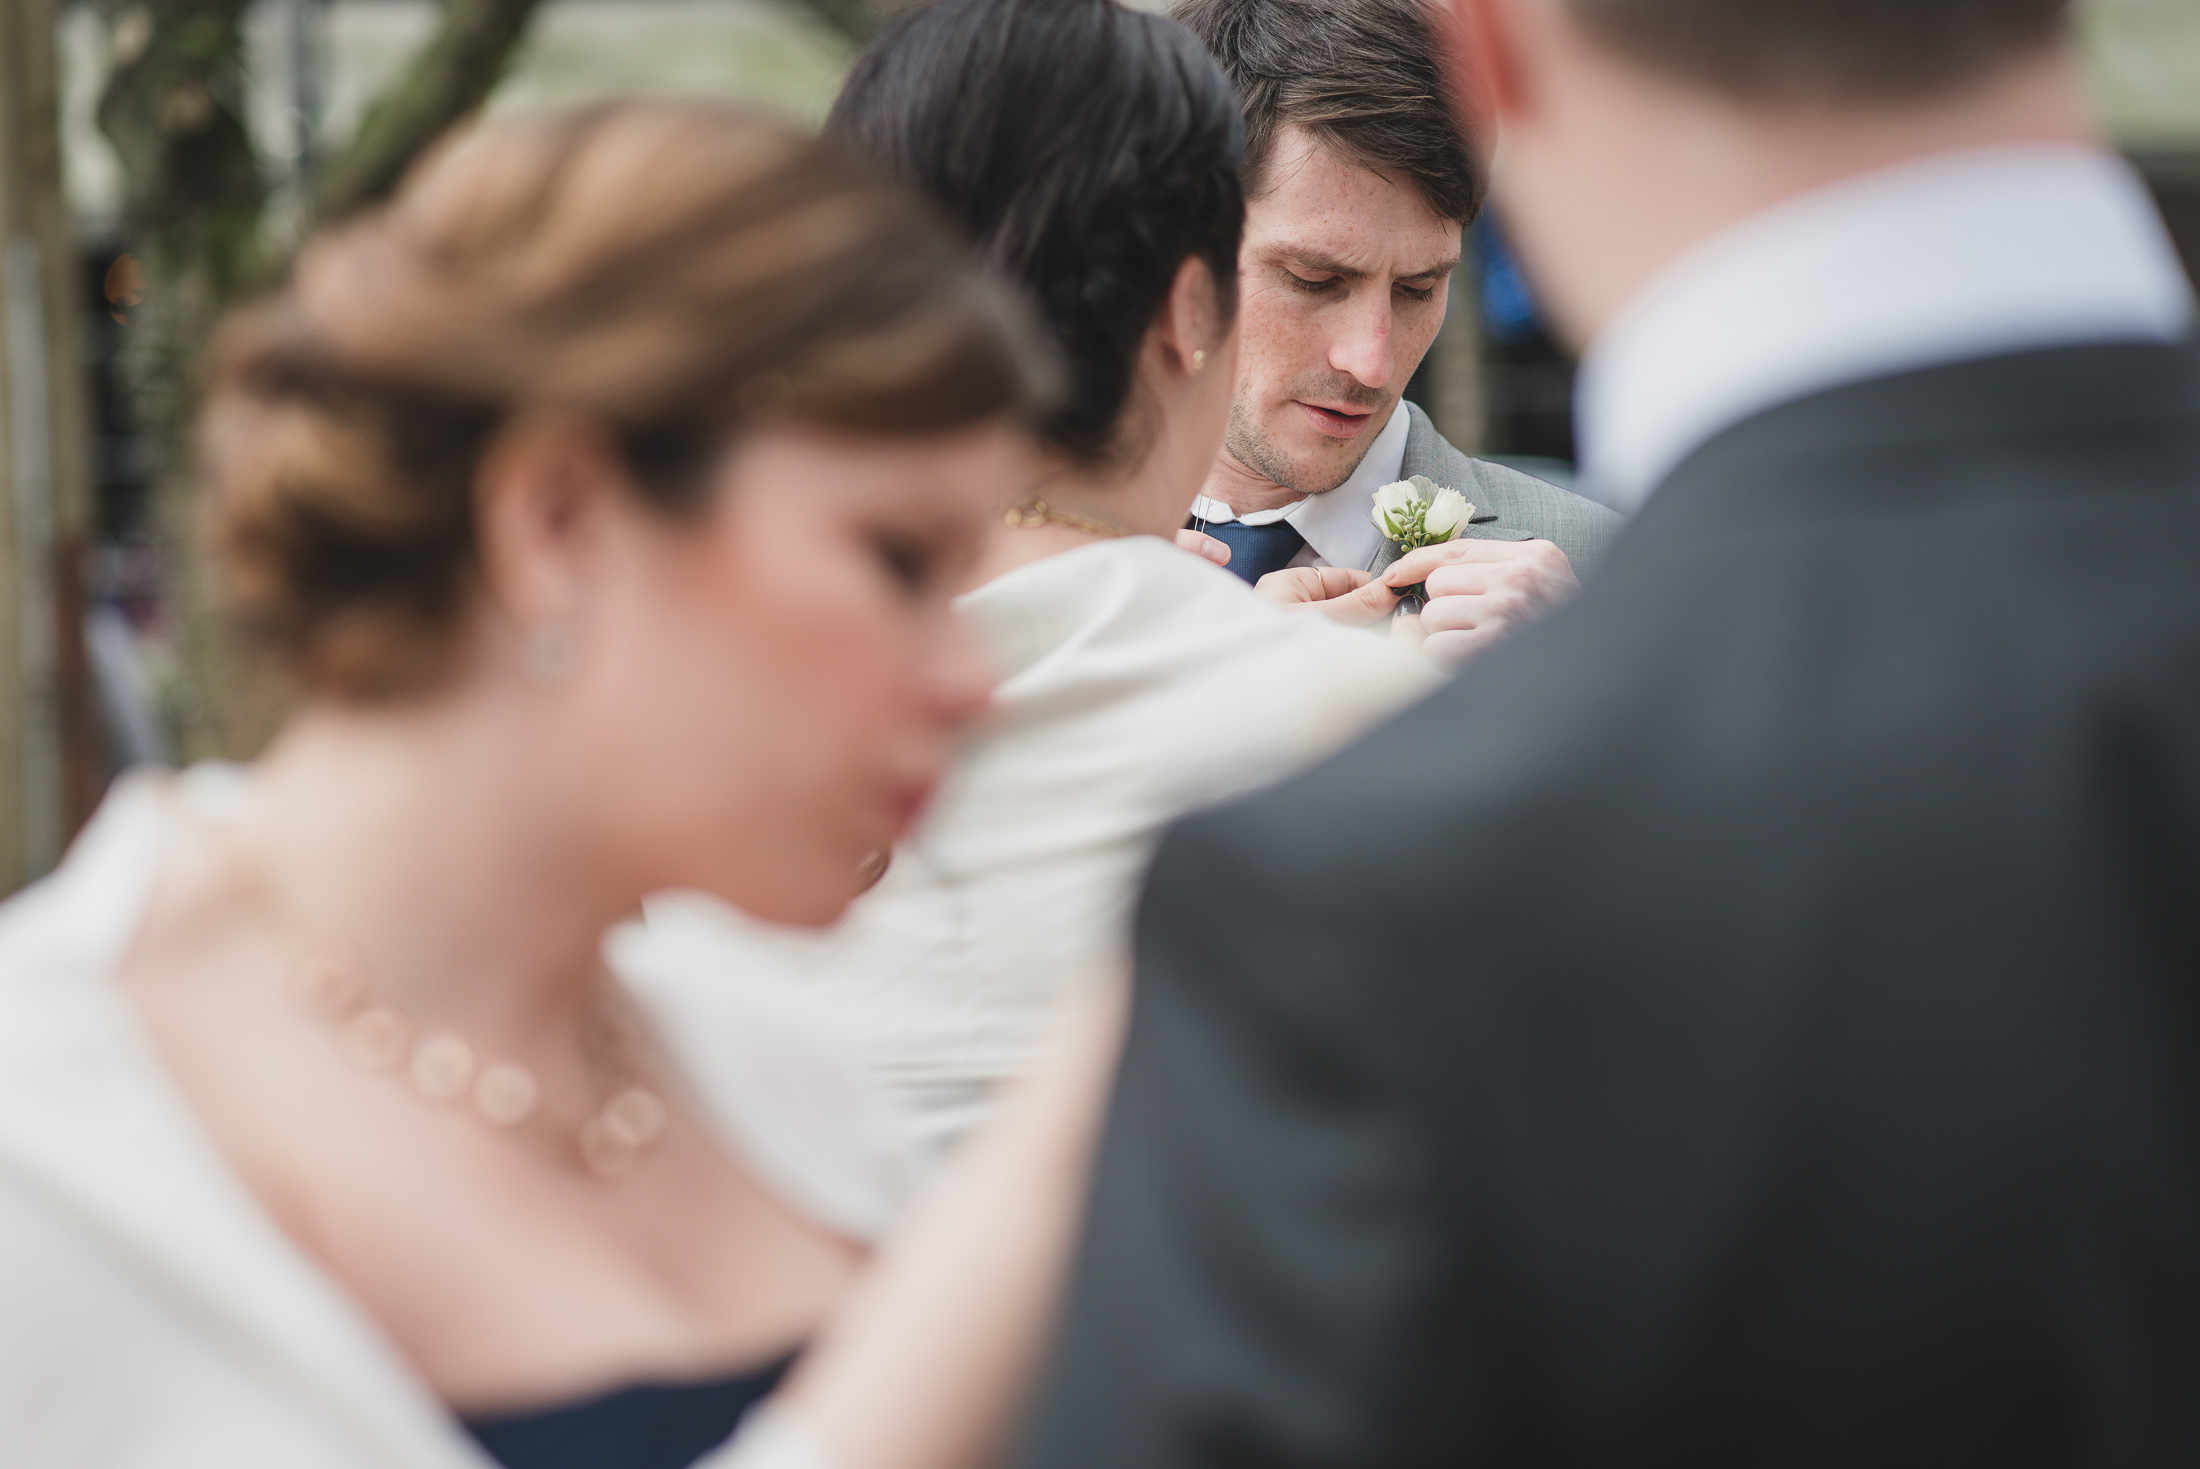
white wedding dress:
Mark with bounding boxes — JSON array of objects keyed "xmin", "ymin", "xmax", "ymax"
[{"xmin": 638, "ymin": 536, "xmax": 1439, "ymax": 1156}]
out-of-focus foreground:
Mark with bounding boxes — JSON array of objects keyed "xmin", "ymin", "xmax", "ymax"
[
  {"xmin": 0, "ymin": 0, "xmax": 873, "ymax": 896},
  {"xmin": 0, "ymin": 0, "xmax": 2194, "ymax": 898}
]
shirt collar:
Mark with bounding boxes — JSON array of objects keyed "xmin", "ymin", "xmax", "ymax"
[
  {"xmin": 1576, "ymin": 144, "xmax": 2197, "ymax": 512},
  {"xmin": 1188, "ymin": 402, "xmax": 1411, "ymax": 570}
]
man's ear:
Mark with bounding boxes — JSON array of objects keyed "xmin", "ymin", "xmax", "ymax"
[
  {"xmin": 1156, "ymin": 254, "xmax": 1223, "ymax": 377},
  {"xmin": 473, "ymin": 415, "xmax": 627, "ymax": 633},
  {"xmin": 1450, "ymin": 0, "xmax": 1531, "ymax": 127}
]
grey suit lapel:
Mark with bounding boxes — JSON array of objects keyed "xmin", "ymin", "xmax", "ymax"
[
  {"xmin": 1368, "ymin": 406, "xmax": 1529, "ymax": 574},
  {"xmin": 1403, "ymin": 403, "xmax": 1528, "ymax": 539}
]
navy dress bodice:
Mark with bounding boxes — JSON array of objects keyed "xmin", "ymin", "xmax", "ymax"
[{"xmin": 462, "ymin": 1356, "xmax": 793, "ymax": 1469}]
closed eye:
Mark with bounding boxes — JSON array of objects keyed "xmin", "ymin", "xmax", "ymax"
[
  {"xmin": 872, "ymin": 532, "xmax": 934, "ymax": 593},
  {"xmin": 1286, "ymin": 270, "xmax": 1341, "ymax": 294},
  {"xmin": 1396, "ymin": 280, "xmax": 1438, "ymax": 303}
]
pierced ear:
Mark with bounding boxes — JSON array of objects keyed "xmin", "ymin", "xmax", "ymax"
[
  {"xmin": 1159, "ymin": 254, "xmax": 1225, "ymax": 377},
  {"xmin": 472, "ymin": 415, "xmax": 625, "ymax": 635}
]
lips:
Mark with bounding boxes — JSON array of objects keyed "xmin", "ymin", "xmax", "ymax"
[
  {"xmin": 887, "ymin": 778, "xmax": 937, "ymax": 837},
  {"xmin": 1295, "ymin": 401, "xmax": 1375, "ymax": 439}
]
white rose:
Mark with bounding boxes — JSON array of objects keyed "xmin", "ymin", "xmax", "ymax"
[
  {"xmin": 1422, "ymin": 487, "xmax": 1474, "ymax": 541},
  {"xmin": 1369, "ymin": 479, "xmax": 1421, "ymax": 540}
]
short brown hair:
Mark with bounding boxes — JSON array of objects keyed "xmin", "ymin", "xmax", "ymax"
[
  {"xmin": 1567, "ymin": 0, "xmax": 2075, "ymax": 102},
  {"xmin": 1171, "ymin": 0, "xmax": 1482, "ymax": 225},
  {"xmin": 202, "ymin": 101, "xmax": 1042, "ymax": 700}
]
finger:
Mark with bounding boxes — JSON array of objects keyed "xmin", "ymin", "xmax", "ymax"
[
  {"xmin": 1255, "ymin": 565, "xmax": 1392, "ymax": 619},
  {"xmin": 1317, "ymin": 573, "xmax": 1401, "ymax": 626},
  {"xmin": 1423, "ymin": 562, "xmax": 1576, "ymax": 608},
  {"xmin": 1420, "ymin": 564, "xmax": 1514, "ymax": 599},
  {"xmin": 1419, "ymin": 585, "xmax": 1536, "ymax": 630},
  {"xmin": 1417, "ymin": 591, "xmax": 1505, "ymax": 636},
  {"xmin": 1253, "ymin": 567, "xmax": 1327, "ymax": 604},
  {"xmin": 1176, "ymin": 529, "xmax": 1231, "ymax": 566},
  {"xmin": 1383, "ymin": 536, "xmax": 1572, "ymax": 588},
  {"xmin": 1420, "ymin": 625, "xmax": 1512, "ymax": 667},
  {"xmin": 1260, "ymin": 566, "xmax": 1371, "ymax": 601},
  {"xmin": 1389, "ymin": 610, "xmax": 1429, "ymax": 652}
]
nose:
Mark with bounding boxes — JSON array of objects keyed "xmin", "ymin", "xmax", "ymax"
[
  {"xmin": 925, "ymin": 611, "xmax": 995, "ymax": 729},
  {"xmin": 1327, "ymin": 288, "xmax": 1395, "ymax": 391}
]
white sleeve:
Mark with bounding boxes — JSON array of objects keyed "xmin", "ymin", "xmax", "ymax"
[{"xmin": 606, "ymin": 907, "xmax": 927, "ymax": 1241}]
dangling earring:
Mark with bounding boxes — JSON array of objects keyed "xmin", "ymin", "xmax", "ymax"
[
  {"xmin": 521, "ymin": 621, "xmax": 580, "ymax": 682},
  {"xmin": 1191, "ymin": 349, "xmax": 1207, "ymax": 373}
]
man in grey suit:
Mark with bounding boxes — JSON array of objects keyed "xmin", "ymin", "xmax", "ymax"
[{"xmin": 1173, "ymin": 0, "xmax": 1621, "ymax": 665}]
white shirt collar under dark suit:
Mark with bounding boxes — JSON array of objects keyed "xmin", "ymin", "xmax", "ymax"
[{"xmin": 1576, "ymin": 144, "xmax": 2196, "ymax": 513}]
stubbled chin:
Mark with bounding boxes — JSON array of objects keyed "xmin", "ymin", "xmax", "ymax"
[
  {"xmin": 1277, "ymin": 436, "xmax": 1369, "ymax": 495},
  {"xmin": 1227, "ymin": 419, "xmax": 1362, "ymax": 499}
]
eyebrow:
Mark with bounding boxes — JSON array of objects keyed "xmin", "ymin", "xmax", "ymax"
[{"xmin": 1273, "ymin": 248, "xmax": 1461, "ymax": 284}]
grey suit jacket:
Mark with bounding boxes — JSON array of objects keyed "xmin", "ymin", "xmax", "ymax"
[{"xmin": 1369, "ymin": 401, "xmax": 1623, "ymax": 576}]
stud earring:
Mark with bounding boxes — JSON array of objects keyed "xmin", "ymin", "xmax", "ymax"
[
  {"xmin": 520, "ymin": 621, "xmax": 580, "ymax": 682},
  {"xmin": 1192, "ymin": 349, "xmax": 1206, "ymax": 372}
]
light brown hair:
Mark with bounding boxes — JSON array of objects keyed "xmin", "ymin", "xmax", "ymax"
[
  {"xmin": 202, "ymin": 101, "xmax": 1043, "ymax": 700},
  {"xmin": 1567, "ymin": 0, "xmax": 2074, "ymax": 102}
]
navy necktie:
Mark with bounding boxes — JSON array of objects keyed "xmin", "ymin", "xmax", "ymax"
[{"xmin": 1203, "ymin": 518, "xmax": 1306, "ymax": 585}]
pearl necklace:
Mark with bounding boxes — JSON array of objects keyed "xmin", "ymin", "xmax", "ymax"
[
  {"xmin": 215, "ymin": 832, "xmax": 670, "ymax": 1179},
  {"xmin": 293, "ymin": 954, "xmax": 669, "ymax": 1177}
]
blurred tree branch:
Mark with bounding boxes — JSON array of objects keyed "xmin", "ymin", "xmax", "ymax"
[
  {"xmin": 96, "ymin": 1, "xmax": 264, "ymax": 448},
  {"xmin": 314, "ymin": 0, "xmax": 548, "ymax": 221},
  {"xmin": 94, "ymin": 0, "xmax": 547, "ymax": 756},
  {"xmin": 782, "ymin": 0, "xmax": 894, "ymax": 44}
]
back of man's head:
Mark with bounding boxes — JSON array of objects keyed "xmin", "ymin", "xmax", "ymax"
[
  {"xmin": 1171, "ymin": 0, "xmax": 1482, "ymax": 226},
  {"xmin": 1565, "ymin": 0, "xmax": 2073, "ymax": 103}
]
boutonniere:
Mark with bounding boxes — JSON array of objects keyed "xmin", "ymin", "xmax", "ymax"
[{"xmin": 1370, "ymin": 476, "xmax": 1474, "ymax": 612}]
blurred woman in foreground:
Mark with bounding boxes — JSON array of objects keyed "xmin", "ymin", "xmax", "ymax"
[
  {"xmin": 641, "ymin": 0, "xmax": 1439, "ymax": 1158},
  {"xmin": 0, "ymin": 103, "xmax": 1044, "ymax": 1468}
]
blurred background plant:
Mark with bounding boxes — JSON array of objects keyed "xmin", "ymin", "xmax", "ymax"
[
  {"xmin": 68, "ymin": 0, "xmax": 881, "ymax": 776},
  {"xmin": 0, "ymin": 0, "xmax": 2196, "ymax": 895}
]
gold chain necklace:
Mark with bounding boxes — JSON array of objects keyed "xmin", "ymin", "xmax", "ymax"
[
  {"xmin": 212, "ymin": 830, "xmax": 670, "ymax": 1179},
  {"xmin": 1005, "ymin": 498, "xmax": 1132, "ymax": 540}
]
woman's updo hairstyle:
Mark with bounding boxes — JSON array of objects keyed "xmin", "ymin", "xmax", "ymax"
[
  {"xmin": 203, "ymin": 101, "xmax": 1045, "ymax": 700},
  {"xmin": 827, "ymin": 0, "xmax": 1244, "ymax": 470}
]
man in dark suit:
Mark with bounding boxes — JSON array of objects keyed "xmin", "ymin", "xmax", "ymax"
[{"xmin": 1023, "ymin": 0, "xmax": 2200, "ymax": 1463}]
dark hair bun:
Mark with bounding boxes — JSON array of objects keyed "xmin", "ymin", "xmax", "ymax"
[{"xmin": 829, "ymin": 0, "xmax": 1244, "ymax": 469}]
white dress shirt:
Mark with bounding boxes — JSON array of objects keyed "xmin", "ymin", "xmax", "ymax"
[
  {"xmin": 1576, "ymin": 144, "xmax": 2197, "ymax": 512},
  {"xmin": 1188, "ymin": 398, "xmax": 1411, "ymax": 570}
]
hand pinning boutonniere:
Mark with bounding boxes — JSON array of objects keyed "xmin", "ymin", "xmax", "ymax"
[{"xmin": 1370, "ymin": 476, "xmax": 1474, "ymax": 613}]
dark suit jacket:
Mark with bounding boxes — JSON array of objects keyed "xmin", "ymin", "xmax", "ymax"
[{"xmin": 1022, "ymin": 342, "xmax": 2200, "ymax": 1468}]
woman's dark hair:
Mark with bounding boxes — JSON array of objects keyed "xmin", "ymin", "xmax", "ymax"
[{"xmin": 828, "ymin": 0, "xmax": 1245, "ymax": 469}]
